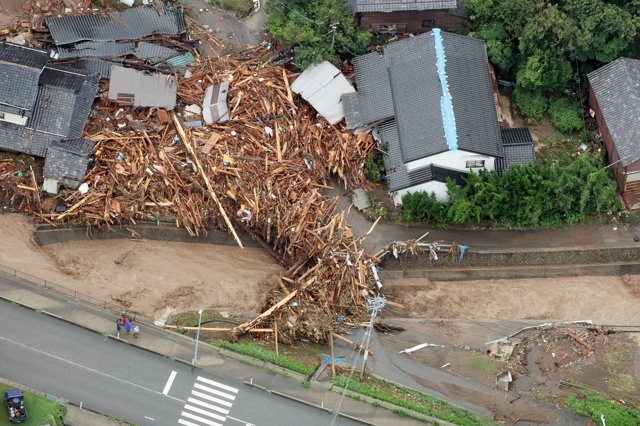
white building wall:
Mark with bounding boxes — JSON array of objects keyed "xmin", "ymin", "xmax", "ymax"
[
  {"xmin": 0, "ymin": 112, "xmax": 28, "ymax": 126},
  {"xmin": 392, "ymin": 150, "xmax": 498, "ymax": 205},
  {"xmin": 405, "ymin": 149, "xmax": 495, "ymax": 173},
  {"xmin": 392, "ymin": 181, "xmax": 448, "ymax": 205}
]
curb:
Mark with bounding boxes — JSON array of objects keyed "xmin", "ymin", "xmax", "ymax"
[
  {"xmin": 0, "ymin": 294, "xmax": 37, "ymax": 311},
  {"xmin": 214, "ymin": 347, "xmax": 309, "ymax": 382},
  {"xmin": 175, "ymin": 357, "xmax": 196, "ymax": 367},
  {"xmin": 0, "ymin": 376, "xmax": 67, "ymax": 405},
  {"xmin": 105, "ymin": 334, "xmax": 171, "ymax": 359},
  {"xmin": 245, "ymin": 382, "xmax": 376, "ymax": 425},
  {"xmin": 331, "ymin": 385, "xmax": 459, "ymax": 426}
]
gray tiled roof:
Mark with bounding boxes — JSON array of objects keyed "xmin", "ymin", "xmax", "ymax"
[
  {"xmin": 588, "ymin": 58, "xmax": 640, "ymax": 167},
  {"xmin": 349, "ymin": 31, "xmax": 503, "ymax": 179},
  {"xmin": 43, "ymin": 138, "xmax": 95, "ymax": 182},
  {"xmin": 342, "ymin": 92, "xmax": 364, "ymax": 129},
  {"xmin": 0, "ymin": 43, "xmax": 48, "ymax": 117},
  {"xmin": 496, "ymin": 127, "xmax": 535, "ymax": 175},
  {"xmin": 442, "ymin": 31, "xmax": 503, "ymax": 158},
  {"xmin": 349, "ymin": 0, "xmax": 457, "ymax": 13},
  {"xmin": 46, "ymin": 1, "xmax": 186, "ymax": 46},
  {"xmin": 0, "ymin": 43, "xmax": 99, "ymax": 160}
]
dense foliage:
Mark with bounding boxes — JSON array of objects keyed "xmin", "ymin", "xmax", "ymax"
[
  {"xmin": 401, "ymin": 154, "xmax": 622, "ymax": 228},
  {"xmin": 466, "ymin": 0, "xmax": 639, "ymax": 127},
  {"xmin": 364, "ymin": 152, "xmax": 385, "ymax": 182},
  {"xmin": 266, "ymin": 0, "xmax": 370, "ymax": 70},
  {"xmin": 549, "ymin": 98, "xmax": 584, "ymax": 133},
  {"xmin": 565, "ymin": 395, "xmax": 640, "ymax": 425}
]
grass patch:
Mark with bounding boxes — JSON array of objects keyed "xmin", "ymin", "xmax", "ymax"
[
  {"xmin": 611, "ymin": 373, "xmax": 636, "ymax": 393},
  {"xmin": 470, "ymin": 356, "xmax": 498, "ymax": 374},
  {"xmin": 332, "ymin": 376, "xmax": 499, "ymax": 426},
  {"xmin": 0, "ymin": 385, "xmax": 66, "ymax": 426},
  {"xmin": 211, "ymin": 340, "xmax": 315, "ymax": 376},
  {"xmin": 565, "ymin": 395, "xmax": 640, "ymax": 425}
]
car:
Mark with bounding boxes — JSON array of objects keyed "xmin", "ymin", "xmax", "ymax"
[{"xmin": 4, "ymin": 389, "xmax": 27, "ymax": 423}]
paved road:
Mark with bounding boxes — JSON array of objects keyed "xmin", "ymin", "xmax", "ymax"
[{"xmin": 0, "ymin": 300, "xmax": 358, "ymax": 426}]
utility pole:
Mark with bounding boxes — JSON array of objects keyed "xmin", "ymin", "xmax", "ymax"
[
  {"xmin": 329, "ymin": 22, "xmax": 339, "ymax": 50},
  {"xmin": 360, "ymin": 296, "xmax": 385, "ymax": 381}
]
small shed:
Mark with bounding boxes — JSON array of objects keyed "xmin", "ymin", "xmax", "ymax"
[
  {"xmin": 43, "ymin": 138, "xmax": 96, "ymax": 194},
  {"xmin": 290, "ymin": 61, "xmax": 355, "ymax": 125},
  {"xmin": 202, "ymin": 82, "xmax": 230, "ymax": 124},
  {"xmin": 108, "ymin": 66, "xmax": 177, "ymax": 110}
]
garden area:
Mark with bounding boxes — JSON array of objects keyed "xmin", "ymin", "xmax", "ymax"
[{"xmin": 0, "ymin": 384, "xmax": 65, "ymax": 426}]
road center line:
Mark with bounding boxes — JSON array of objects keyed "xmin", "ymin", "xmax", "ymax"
[
  {"xmin": 163, "ymin": 371, "xmax": 177, "ymax": 395},
  {"xmin": 0, "ymin": 335, "xmax": 185, "ymax": 403}
]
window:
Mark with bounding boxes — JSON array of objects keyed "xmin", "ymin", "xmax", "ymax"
[
  {"xmin": 378, "ymin": 24, "xmax": 397, "ymax": 33},
  {"xmin": 466, "ymin": 160, "xmax": 485, "ymax": 168},
  {"xmin": 422, "ymin": 19, "xmax": 435, "ymax": 28}
]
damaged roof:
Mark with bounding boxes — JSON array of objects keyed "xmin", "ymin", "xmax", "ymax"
[
  {"xmin": 43, "ymin": 138, "xmax": 96, "ymax": 182},
  {"xmin": 57, "ymin": 41, "xmax": 180, "ymax": 64},
  {"xmin": 290, "ymin": 61, "xmax": 355, "ymax": 125},
  {"xmin": 348, "ymin": 0, "xmax": 458, "ymax": 13},
  {"xmin": 588, "ymin": 58, "xmax": 640, "ymax": 167},
  {"xmin": 0, "ymin": 43, "xmax": 99, "ymax": 158},
  {"xmin": 45, "ymin": 1, "xmax": 186, "ymax": 46},
  {"xmin": 108, "ymin": 66, "xmax": 177, "ymax": 109}
]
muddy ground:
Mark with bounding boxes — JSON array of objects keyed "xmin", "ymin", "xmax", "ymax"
[
  {"xmin": 0, "ymin": 214, "xmax": 282, "ymax": 319},
  {"xmin": 0, "ymin": 0, "xmax": 24, "ymax": 27},
  {"xmin": 385, "ymin": 276, "xmax": 640, "ymax": 324}
]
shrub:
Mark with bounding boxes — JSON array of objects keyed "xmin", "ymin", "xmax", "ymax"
[
  {"xmin": 401, "ymin": 191, "xmax": 446, "ymax": 224},
  {"xmin": 364, "ymin": 152, "xmax": 385, "ymax": 182},
  {"xmin": 565, "ymin": 395, "xmax": 640, "ymax": 425},
  {"xmin": 549, "ymin": 97, "xmax": 583, "ymax": 133},
  {"xmin": 514, "ymin": 87, "xmax": 548, "ymax": 122}
]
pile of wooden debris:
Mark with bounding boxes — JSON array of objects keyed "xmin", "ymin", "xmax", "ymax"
[{"xmin": 0, "ymin": 43, "xmax": 380, "ymax": 342}]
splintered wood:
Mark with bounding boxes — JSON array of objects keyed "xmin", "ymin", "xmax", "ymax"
[{"xmin": 1, "ymin": 45, "xmax": 378, "ymax": 342}]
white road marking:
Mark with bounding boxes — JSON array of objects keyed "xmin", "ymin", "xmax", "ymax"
[
  {"xmin": 197, "ymin": 376, "xmax": 239, "ymax": 393},
  {"xmin": 194, "ymin": 383, "xmax": 236, "ymax": 400},
  {"xmin": 226, "ymin": 415, "xmax": 256, "ymax": 426},
  {"xmin": 181, "ymin": 411, "xmax": 224, "ymax": 426},
  {"xmin": 191, "ymin": 390, "xmax": 233, "ymax": 407},
  {"xmin": 187, "ymin": 397, "xmax": 229, "ymax": 415},
  {"xmin": 163, "ymin": 371, "xmax": 177, "ymax": 395},
  {"xmin": 0, "ymin": 335, "xmax": 185, "ymax": 403},
  {"xmin": 178, "ymin": 419, "xmax": 201, "ymax": 426},
  {"xmin": 144, "ymin": 416, "xmax": 155, "ymax": 420},
  {"xmin": 183, "ymin": 404, "xmax": 226, "ymax": 422}
]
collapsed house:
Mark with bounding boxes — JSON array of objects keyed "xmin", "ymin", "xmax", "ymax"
[
  {"xmin": 343, "ymin": 29, "xmax": 535, "ymax": 204},
  {"xmin": 45, "ymin": 1, "xmax": 190, "ymax": 74},
  {"xmin": 0, "ymin": 42, "xmax": 98, "ymax": 194}
]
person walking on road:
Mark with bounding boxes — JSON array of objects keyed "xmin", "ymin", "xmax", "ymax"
[
  {"xmin": 125, "ymin": 319, "xmax": 132, "ymax": 334},
  {"xmin": 116, "ymin": 318, "xmax": 122, "ymax": 333},
  {"xmin": 133, "ymin": 324, "xmax": 139, "ymax": 339}
]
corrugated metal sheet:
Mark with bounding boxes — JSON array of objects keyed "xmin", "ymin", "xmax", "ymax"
[
  {"xmin": 108, "ymin": 66, "xmax": 177, "ymax": 109},
  {"xmin": 46, "ymin": 1, "xmax": 186, "ymax": 46},
  {"xmin": 161, "ymin": 52, "xmax": 195, "ymax": 68},
  {"xmin": 290, "ymin": 61, "xmax": 355, "ymax": 125},
  {"xmin": 134, "ymin": 43, "xmax": 179, "ymax": 63},
  {"xmin": 349, "ymin": 0, "xmax": 458, "ymax": 13},
  {"xmin": 58, "ymin": 41, "xmax": 135, "ymax": 59},
  {"xmin": 63, "ymin": 58, "xmax": 113, "ymax": 80}
]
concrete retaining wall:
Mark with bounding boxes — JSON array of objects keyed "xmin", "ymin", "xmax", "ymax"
[
  {"xmin": 380, "ymin": 262, "xmax": 640, "ymax": 281},
  {"xmin": 383, "ymin": 246, "xmax": 640, "ymax": 269},
  {"xmin": 34, "ymin": 223, "xmax": 260, "ymax": 248}
]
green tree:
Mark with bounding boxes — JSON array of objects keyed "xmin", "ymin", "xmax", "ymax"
[
  {"xmin": 267, "ymin": 0, "xmax": 370, "ymax": 70},
  {"xmin": 470, "ymin": 23, "xmax": 513, "ymax": 72},
  {"xmin": 548, "ymin": 97, "xmax": 583, "ymax": 133}
]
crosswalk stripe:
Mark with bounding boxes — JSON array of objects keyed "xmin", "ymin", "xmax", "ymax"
[
  {"xmin": 181, "ymin": 411, "xmax": 224, "ymax": 426},
  {"xmin": 194, "ymin": 383, "xmax": 236, "ymax": 401},
  {"xmin": 197, "ymin": 377, "xmax": 239, "ymax": 393},
  {"xmin": 188, "ymin": 397, "xmax": 229, "ymax": 415},
  {"xmin": 178, "ymin": 419, "xmax": 201, "ymax": 426},
  {"xmin": 184, "ymin": 404, "xmax": 226, "ymax": 422},
  {"xmin": 191, "ymin": 390, "xmax": 233, "ymax": 407}
]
